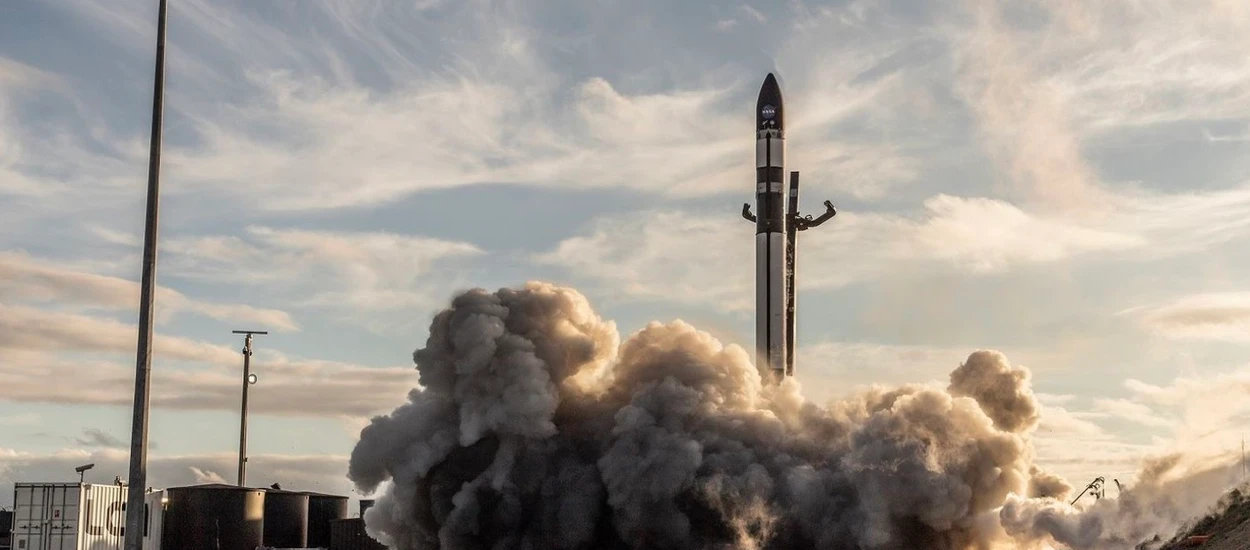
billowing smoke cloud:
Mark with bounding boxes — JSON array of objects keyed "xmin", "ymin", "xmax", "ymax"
[
  {"xmin": 348, "ymin": 283, "xmax": 1238, "ymax": 549},
  {"xmin": 1001, "ymin": 453, "xmax": 1244, "ymax": 549}
]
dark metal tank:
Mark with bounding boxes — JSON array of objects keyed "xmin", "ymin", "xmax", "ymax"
[
  {"xmin": 305, "ymin": 493, "xmax": 349, "ymax": 548},
  {"xmin": 262, "ymin": 488, "xmax": 309, "ymax": 548},
  {"xmin": 161, "ymin": 483, "xmax": 265, "ymax": 550},
  {"xmin": 329, "ymin": 518, "xmax": 386, "ymax": 550}
]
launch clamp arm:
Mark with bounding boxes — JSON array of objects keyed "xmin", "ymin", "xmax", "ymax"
[
  {"xmin": 741, "ymin": 203, "xmax": 757, "ymax": 222},
  {"xmin": 794, "ymin": 200, "xmax": 837, "ymax": 231}
]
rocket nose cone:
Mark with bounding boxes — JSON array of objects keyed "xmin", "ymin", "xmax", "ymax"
[
  {"xmin": 757, "ymin": 73, "xmax": 783, "ymax": 129},
  {"xmin": 758, "ymin": 73, "xmax": 781, "ymax": 102},
  {"xmin": 761, "ymin": 73, "xmax": 778, "ymax": 91}
]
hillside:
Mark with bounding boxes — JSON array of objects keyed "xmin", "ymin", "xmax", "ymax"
[{"xmin": 1158, "ymin": 487, "xmax": 1250, "ymax": 550}]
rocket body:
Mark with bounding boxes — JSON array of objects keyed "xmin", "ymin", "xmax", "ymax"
[
  {"xmin": 744, "ymin": 73, "xmax": 836, "ymax": 379},
  {"xmin": 755, "ymin": 74, "xmax": 787, "ymax": 378}
]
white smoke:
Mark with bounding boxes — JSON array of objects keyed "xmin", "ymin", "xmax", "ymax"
[
  {"xmin": 1001, "ymin": 453, "xmax": 1244, "ymax": 549},
  {"xmin": 348, "ymin": 283, "xmax": 1241, "ymax": 549}
]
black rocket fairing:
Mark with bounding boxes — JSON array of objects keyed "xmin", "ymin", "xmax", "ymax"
[{"xmin": 743, "ymin": 73, "xmax": 836, "ymax": 379}]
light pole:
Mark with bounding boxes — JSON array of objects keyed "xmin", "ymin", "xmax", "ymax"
[
  {"xmin": 124, "ymin": 1, "xmax": 168, "ymax": 549},
  {"xmin": 75, "ymin": 463, "xmax": 95, "ymax": 484},
  {"xmin": 233, "ymin": 330, "xmax": 267, "ymax": 486}
]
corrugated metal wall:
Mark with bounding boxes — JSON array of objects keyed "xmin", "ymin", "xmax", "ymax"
[
  {"xmin": 13, "ymin": 483, "xmax": 81, "ymax": 550},
  {"xmin": 10, "ymin": 483, "xmax": 127, "ymax": 550},
  {"xmin": 329, "ymin": 518, "xmax": 386, "ymax": 550},
  {"xmin": 79, "ymin": 484, "xmax": 126, "ymax": 550}
]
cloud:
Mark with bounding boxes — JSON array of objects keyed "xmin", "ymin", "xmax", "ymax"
[
  {"xmin": 537, "ymin": 197, "xmax": 1141, "ymax": 311},
  {"xmin": 72, "ymin": 428, "xmax": 128, "ymax": 449},
  {"xmin": 738, "ymin": 5, "xmax": 766, "ymax": 24},
  {"xmin": 0, "ymin": 413, "xmax": 39, "ymax": 426},
  {"xmin": 165, "ymin": 226, "xmax": 483, "ymax": 312},
  {"xmin": 1126, "ymin": 292, "xmax": 1250, "ymax": 343},
  {"xmin": 1039, "ymin": 1, "xmax": 1250, "ymax": 133},
  {"xmin": 1123, "ymin": 368, "xmax": 1250, "ymax": 451},
  {"xmin": 793, "ymin": 341, "xmax": 971, "ymax": 400},
  {"xmin": 1091, "ymin": 398, "xmax": 1176, "ymax": 429},
  {"xmin": 0, "ymin": 448, "xmax": 361, "ymax": 508},
  {"xmin": 952, "ymin": 0, "xmax": 1114, "ymax": 211},
  {"xmin": 534, "ymin": 211, "xmax": 751, "ymax": 311},
  {"xmin": 1204, "ymin": 126, "xmax": 1250, "ymax": 142},
  {"xmin": 1113, "ymin": 183, "xmax": 1250, "ymax": 257},
  {"xmin": 1035, "ymin": 405, "xmax": 1110, "ymax": 441},
  {"xmin": 0, "ymin": 351, "xmax": 417, "ymax": 418},
  {"xmin": 0, "ymin": 58, "xmax": 73, "ymax": 198},
  {"xmin": 892, "ymin": 195, "xmax": 1142, "ymax": 272},
  {"xmin": 0, "ymin": 251, "xmax": 297, "ymax": 331},
  {"xmin": 0, "ymin": 304, "xmax": 240, "ymax": 364},
  {"xmin": 8, "ymin": 1, "xmax": 920, "ymax": 213}
]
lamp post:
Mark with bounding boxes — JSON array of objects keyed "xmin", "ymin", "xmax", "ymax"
[
  {"xmin": 75, "ymin": 463, "xmax": 95, "ymax": 484},
  {"xmin": 124, "ymin": 1, "xmax": 169, "ymax": 549},
  {"xmin": 232, "ymin": 330, "xmax": 266, "ymax": 486}
]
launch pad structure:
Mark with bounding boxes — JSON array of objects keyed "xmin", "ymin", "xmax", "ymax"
[{"xmin": 742, "ymin": 73, "xmax": 837, "ymax": 380}]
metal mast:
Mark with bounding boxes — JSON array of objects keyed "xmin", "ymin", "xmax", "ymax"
[{"xmin": 124, "ymin": 1, "xmax": 168, "ymax": 548}]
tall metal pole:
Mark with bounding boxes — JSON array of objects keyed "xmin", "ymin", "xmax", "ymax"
[
  {"xmin": 233, "ymin": 330, "xmax": 267, "ymax": 486},
  {"xmin": 124, "ymin": 0, "xmax": 168, "ymax": 548},
  {"xmin": 784, "ymin": 171, "xmax": 799, "ymax": 378}
]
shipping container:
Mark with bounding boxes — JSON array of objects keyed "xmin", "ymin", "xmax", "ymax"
[
  {"xmin": 10, "ymin": 482, "xmax": 128, "ymax": 550},
  {"xmin": 141, "ymin": 491, "xmax": 164, "ymax": 550},
  {"xmin": 328, "ymin": 518, "xmax": 385, "ymax": 550}
]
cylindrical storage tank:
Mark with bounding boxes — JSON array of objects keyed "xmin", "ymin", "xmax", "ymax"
[
  {"xmin": 358, "ymin": 499, "xmax": 375, "ymax": 517},
  {"xmin": 306, "ymin": 493, "xmax": 349, "ymax": 549},
  {"xmin": 263, "ymin": 489, "xmax": 309, "ymax": 548},
  {"xmin": 162, "ymin": 484, "xmax": 264, "ymax": 550},
  {"xmin": 330, "ymin": 518, "xmax": 386, "ymax": 550}
]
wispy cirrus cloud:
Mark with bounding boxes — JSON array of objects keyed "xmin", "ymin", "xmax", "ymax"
[
  {"xmin": 4, "ymin": 0, "xmax": 926, "ymax": 214},
  {"xmin": 0, "ymin": 251, "xmax": 297, "ymax": 331},
  {"xmin": 0, "ymin": 304, "xmax": 239, "ymax": 364},
  {"xmin": 1124, "ymin": 292, "xmax": 1250, "ymax": 343},
  {"xmin": 1092, "ymin": 398, "xmax": 1177, "ymax": 430},
  {"xmin": 165, "ymin": 226, "xmax": 483, "ymax": 312},
  {"xmin": 71, "ymin": 428, "xmax": 128, "ymax": 449},
  {"xmin": 0, "ymin": 351, "xmax": 416, "ymax": 419},
  {"xmin": 1124, "ymin": 368, "xmax": 1250, "ymax": 444},
  {"xmin": 537, "ymin": 196, "xmax": 1141, "ymax": 312}
]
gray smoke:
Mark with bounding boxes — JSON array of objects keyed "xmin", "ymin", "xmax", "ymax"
[
  {"xmin": 347, "ymin": 283, "xmax": 1234, "ymax": 549},
  {"xmin": 1001, "ymin": 453, "xmax": 1244, "ymax": 549}
]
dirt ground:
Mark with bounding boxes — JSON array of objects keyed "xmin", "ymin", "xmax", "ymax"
[{"xmin": 1159, "ymin": 488, "xmax": 1250, "ymax": 550}]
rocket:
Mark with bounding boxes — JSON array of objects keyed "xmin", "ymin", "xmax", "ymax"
[{"xmin": 742, "ymin": 73, "xmax": 836, "ymax": 379}]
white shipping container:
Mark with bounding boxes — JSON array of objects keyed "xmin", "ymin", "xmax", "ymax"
[
  {"xmin": 11, "ymin": 483, "xmax": 131, "ymax": 550},
  {"xmin": 141, "ymin": 491, "xmax": 164, "ymax": 550}
]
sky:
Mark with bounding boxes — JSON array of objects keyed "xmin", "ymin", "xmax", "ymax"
[{"xmin": 3, "ymin": 0, "xmax": 1250, "ymax": 508}]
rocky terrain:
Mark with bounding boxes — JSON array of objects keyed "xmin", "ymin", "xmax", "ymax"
[{"xmin": 1157, "ymin": 487, "xmax": 1250, "ymax": 550}]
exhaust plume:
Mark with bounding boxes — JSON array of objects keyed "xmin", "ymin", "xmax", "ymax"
[{"xmin": 348, "ymin": 283, "xmax": 1239, "ymax": 549}]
